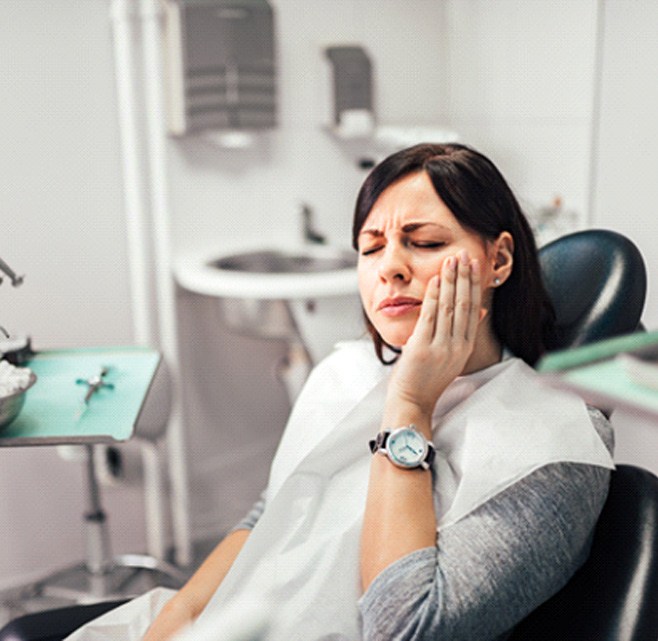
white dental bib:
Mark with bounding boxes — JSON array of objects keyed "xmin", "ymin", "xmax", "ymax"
[
  {"xmin": 192, "ymin": 340, "xmax": 614, "ymax": 641},
  {"xmin": 64, "ymin": 340, "xmax": 614, "ymax": 641}
]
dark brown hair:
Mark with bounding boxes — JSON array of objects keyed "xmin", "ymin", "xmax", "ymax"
[{"xmin": 352, "ymin": 143, "xmax": 555, "ymax": 366}]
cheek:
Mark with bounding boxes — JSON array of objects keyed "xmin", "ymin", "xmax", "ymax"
[
  {"xmin": 357, "ymin": 265, "xmax": 374, "ymax": 308},
  {"xmin": 415, "ymin": 256, "xmax": 445, "ymax": 290},
  {"xmin": 420, "ymin": 259, "xmax": 443, "ymax": 281}
]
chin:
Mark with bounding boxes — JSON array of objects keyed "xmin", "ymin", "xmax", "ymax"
[{"xmin": 376, "ymin": 325, "xmax": 413, "ymax": 350}]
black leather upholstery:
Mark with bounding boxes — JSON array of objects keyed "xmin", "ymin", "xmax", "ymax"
[
  {"xmin": 509, "ymin": 465, "xmax": 658, "ymax": 641},
  {"xmin": 0, "ymin": 599, "xmax": 127, "ymax": 641},
  {"xmin": 539, "ymin": 229, "xmax": 647, "ymax": 350}
]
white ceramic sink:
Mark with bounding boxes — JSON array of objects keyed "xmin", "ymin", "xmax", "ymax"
[
  {"xmin": 174, "ymin": 243, "xmax": 364, "ymax": 398},
  {"xmin": 174, "ymin": 243, "xmax": 359, "ymax": 300}
]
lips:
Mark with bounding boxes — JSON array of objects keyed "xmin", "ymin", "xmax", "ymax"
[{"xmin": 377, "ymin": 296, "xmax": 422, "ymax": 317}]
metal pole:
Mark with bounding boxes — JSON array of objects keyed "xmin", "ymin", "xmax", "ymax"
[
  {"xmin": 139, "ymin": 0, "xmax": 193, "ymax": 566},
  {"xmin": 83, "ymin": 445, "xmax": 112, "ymax": 576}
]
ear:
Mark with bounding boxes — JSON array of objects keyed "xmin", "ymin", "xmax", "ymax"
[{"xmin": 489, "ymin": 231, "xmax": 514, "ymax": 287}]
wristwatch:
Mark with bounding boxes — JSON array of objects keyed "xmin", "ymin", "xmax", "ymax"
[{"xmin": 369, "ymin": 424, "xmax": 436, "ymax": 470}]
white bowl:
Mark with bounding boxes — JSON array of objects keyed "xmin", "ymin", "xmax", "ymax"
[{"xmin": 0, "ymin": 371, "xmax": 37, "ymax": 431}]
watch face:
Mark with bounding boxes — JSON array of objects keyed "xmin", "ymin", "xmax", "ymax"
[{"xmin": 387, "ymin": 427, "xmax": 428, "ymax": 468}]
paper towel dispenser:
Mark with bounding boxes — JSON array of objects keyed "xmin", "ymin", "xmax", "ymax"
[
  {"xmin": 322, "ymin": 45, "xmax": 458, "ymax": 165},
  {"xmin": 164, "ymin": 0, "xmax": 277, "ymax": 136},
  {"xmin": 325, "ymin": 45, "xmax": 374, "ymax": 137}
]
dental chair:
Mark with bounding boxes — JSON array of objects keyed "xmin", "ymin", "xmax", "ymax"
[
  {"xmin": 509, "ymin": 228, "xmax": 658, "ymax": 639},
  {"xmin": 1, "ymin": 228, "xmax": 656, "ymax": 641},
  {"xmin": 509, "ymin": 463, "xmax": 658, "ymax": 641},
  {"xmin": 539, "ymin": 228, "xmax": 647, "ymax": 348}
]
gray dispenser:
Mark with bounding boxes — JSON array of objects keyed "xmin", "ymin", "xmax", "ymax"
[
  {"xmin": 165, "ymin": 0, "xmax": 277, "ymax": 136},
  {"xmin": 325, "ymin": 46, "xmax": 373, "ymax": 129}
]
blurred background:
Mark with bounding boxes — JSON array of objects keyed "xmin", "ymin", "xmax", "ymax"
[{"xmin": 1, "ymin": 0, "xmax": 657, "ymax": 607}]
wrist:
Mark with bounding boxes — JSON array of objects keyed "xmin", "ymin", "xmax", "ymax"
[
  {"xmin": 165, "ymin": 591, "xmax": 199, "ymax": 620},
  {"xmin": 382, "ymin": 401, "xmax": 433, "ymax": 438}
]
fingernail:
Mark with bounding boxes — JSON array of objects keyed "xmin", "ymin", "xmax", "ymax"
[
  {"xmin": 471, "ymin": 259, "xmax": 480, "ymax": 275},
  {"xmin": 446, "ymin": 256, "xmax": 456, "ymax": 271},
  {"xmin": 459, "ymin": 250, "xmax": 469, "ymax": 265}
]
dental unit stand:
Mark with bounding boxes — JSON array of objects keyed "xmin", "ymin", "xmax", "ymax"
[
  {"xmin": 31, "ymin": 369, "xmax": 186, "ymax": 603},
  {"xmin": 1, "ymin": 358, "xmax": 188, "ymax": 615},
  {"xmin": 23, "ymin": 442, "xmax": 186, "ymax": 604}
]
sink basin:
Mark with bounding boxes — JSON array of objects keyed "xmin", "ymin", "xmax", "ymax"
[
  {"xmin": 210, "ymin": 248, "xmax": 356, "ymax": 274},
  {"xmin": 174, "ymin": 243, "xmax": 365, "ymax": 387},
  {"xmin": 174, "ymin": 243, "xmax": 359, "ymax": 300}
]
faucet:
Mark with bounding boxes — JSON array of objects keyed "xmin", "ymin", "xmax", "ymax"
[
  {"xmin": 301, "ymin": 203, "xmax": 326, "ymax": 245},
  {"xmin": 0, "ymin": 256, "xmax": 23, "ymax": 287}
]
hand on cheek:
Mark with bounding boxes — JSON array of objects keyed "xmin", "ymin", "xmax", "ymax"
[{"xmin": 385, "ymin": 250, "xmax": 484, "ymax": 420}]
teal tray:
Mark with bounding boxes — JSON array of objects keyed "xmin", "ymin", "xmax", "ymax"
[{"xmin": 0, "ymin": 346, "xmax": 161, "ymax": 447}]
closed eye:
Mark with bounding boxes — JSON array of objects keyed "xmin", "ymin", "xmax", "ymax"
[
  {"xmin": 412, "ymin": 241, "xmax": 445, "ymax": 249},
  {"xmin": 361, "ymin": 241, "xmax": 445, "ymax": 255}
]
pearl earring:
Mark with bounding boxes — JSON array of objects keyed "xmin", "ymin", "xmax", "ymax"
[{"xmin": 493, "ymin": 277, "xmax": 501, "ymax": 286}]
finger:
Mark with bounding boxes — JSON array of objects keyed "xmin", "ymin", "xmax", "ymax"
[
  {"xmin": 411, "ymin": 273, "xmax": 440, "ymax": 343},
  {"xmin": 452, "ymin": 250, "xmax": 472, "ymax": 339},
  {"xmin": 435, "ymin": 255, "xmax": 456, "ymax": 340},
  {"xmin": 465, "ymin": 258, "xmax": 483, "ymax": 341}
]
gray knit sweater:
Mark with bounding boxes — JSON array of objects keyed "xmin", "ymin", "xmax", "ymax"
[{"xmin": 233, "ymin": 408, "xmax": 613, "ymax": 641}]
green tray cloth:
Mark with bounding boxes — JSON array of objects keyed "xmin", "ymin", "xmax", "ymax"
[{"xmin": 0, "ymin": 346, "xmax": 161, "ymax": 447}]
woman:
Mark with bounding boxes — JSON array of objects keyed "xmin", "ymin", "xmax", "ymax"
[{"xmin": 141, "ymin": 143, "xmax": 613, "ymax": 641}]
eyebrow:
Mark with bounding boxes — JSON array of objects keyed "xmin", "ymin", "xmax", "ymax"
[{"xmin": 359, "ymin": 222, "xmax": 451, "ymax": 237}]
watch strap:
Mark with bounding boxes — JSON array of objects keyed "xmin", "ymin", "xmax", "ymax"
[{"xmin": 369, "ymin": 430, "xmax": 390, "ymax": 454}]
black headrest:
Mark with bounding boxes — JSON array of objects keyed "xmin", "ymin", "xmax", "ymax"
[{"xmin": 539, "ymin": 229, "xmax": 646, "ymax": 350}]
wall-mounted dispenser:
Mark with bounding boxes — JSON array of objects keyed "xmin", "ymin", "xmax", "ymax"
[
  {"xmin": 322, "ymin": 44, "xmax": 458, "ymax": 167},
  {"xmin": 164, "ymin": 0, "xmax": 277, "ymax": 140},
  {"xmin": 324, "ymin": 45, "xmax": 375, "ymax": 139}
]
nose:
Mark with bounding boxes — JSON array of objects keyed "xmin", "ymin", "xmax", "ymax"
[{"xmin": 377, "ymin": 244, "xmax": 411, "ymax": 283}]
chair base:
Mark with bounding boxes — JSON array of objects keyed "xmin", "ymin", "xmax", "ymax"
[
  {"xmin": 2, "ymin": 444, "xmax": 188, "ymax": 611},
  {"xmin": 1, "ymin": 553, "xmax": 185, "ymax": 624}
]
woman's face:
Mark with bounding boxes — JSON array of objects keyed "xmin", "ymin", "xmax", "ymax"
[{"xmin": 357, "ymin": 170, "xmax": 497, "ymax": 348}]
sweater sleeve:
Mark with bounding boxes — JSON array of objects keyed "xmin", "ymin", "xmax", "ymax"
[
  {"xmin": 230, "ymin": 489, "xmax": 267, "ymax": 532},
  {"xmin": 358, "ymin": 409, "xmax": 613, "ymax": 641}
]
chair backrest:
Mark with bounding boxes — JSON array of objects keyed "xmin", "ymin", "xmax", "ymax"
[
  {"xmin": 538, "ymin": 229, "xmax": 647, "ymax": 351},
  {"xmin": 521, "ymin": 231, "xmax": 656, "ymax": 638},
  {"xmin": 509, "ymin": 464, "xmax": 658, "ymax": 641}
]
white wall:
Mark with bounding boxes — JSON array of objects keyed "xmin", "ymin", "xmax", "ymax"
[
  {"xmin": 2, "ymin": 0, "xmax": 658, "ymax": 595},
  {"xmin": 593, "ymin": 0, "xmax": 658, "ymax": 475},
  {"xmin": 594, "ymin": 0, "xmax": 658, "ymax": 328},
  {"xmin": 0, "ymin": 1, "xmax": 144, "ymax": 590},
  {"xmin": 441, "ymin": 0, "xmax": 599, "ymax": 227}
]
